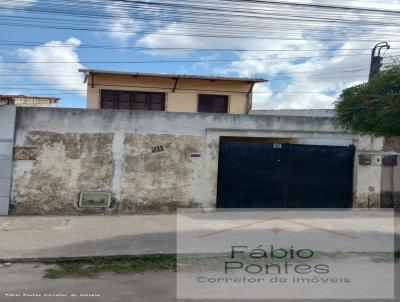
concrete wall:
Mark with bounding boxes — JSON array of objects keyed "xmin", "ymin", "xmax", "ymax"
[
  {"xmin": 9, "ymin": 107, "xmax": 398, "ymax": 215},
  {"xmin": 381, "ymin": 138, "xmax": 400, "ymax": 208},
  {"xmin": 0, "ymin": 105, "xmax": 16, "ymax": 215},
  {"xmin": 250, "ymin": 109, "xmax": 335, "ymax": 117},
  {"xmin": 86, "ymin": 73, "xmax": 252, "ymax": 114}
]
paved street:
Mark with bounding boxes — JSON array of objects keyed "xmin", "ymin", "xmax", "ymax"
[
  {"xmin": 0, "ymin": 213, "xmax": 399, "ymax": 260},
  {"xmin": 0, "ymin": 263, "xmax": 175, "ymax": 302},
  {"xmin": 0, "ymin": 215, "xmax": 176, "ymax": 260},
  {"xmin": 0, "ymin": 262, "xmax": 399, "ymax": 302},
  {"xmin": 0, "ymin": 213, "xmax": 399, "ymax": 301}
]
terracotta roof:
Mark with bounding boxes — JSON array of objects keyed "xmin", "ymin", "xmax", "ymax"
[{"xmin": 79, "ymin": 69, "xmax": 267, "ymax": 83}]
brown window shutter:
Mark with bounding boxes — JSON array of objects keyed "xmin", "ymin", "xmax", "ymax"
[
  {"xmin": 198, "ymin": 94, "xmax": 228, "ymax": 113},
  {"xmin": 118, "ymin": 91, "xmax": 131, "ymax": 110},
  {"xmin": 133, "ymin": 92, "xmax": 147, "ymax": 110},
  {"xmin": 212, "ymin": 95, "xmax": 228, "ymax": 113},
  {"xmin": 100, "ymin": 90, "xmax": 117, "ymax": 109},
  {"xmin": 101, "ymin": 90, "xmax": 166, "ymax": 111},
  {"xmin": 148, "ymin": 93, "xmax": 165, "ymax": 111}
]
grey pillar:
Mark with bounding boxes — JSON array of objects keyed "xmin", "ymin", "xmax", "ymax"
[{"xmin": 0, "ymin": 105, "xmax": 16, "ymax": 215}]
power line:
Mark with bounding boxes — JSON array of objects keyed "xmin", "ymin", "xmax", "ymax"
[
  {"xmin": 0, "ymin": 87, "xmax": 342, "ymax": 94},
  {"xmin": 0, "ymin": 1, "xmax": 393, "ymax": 98},
  {"xmin": 0, "ymin": 39, "xmax": 386, "ymax": 52},
  {"xmin": 1, "ymin": 0, "xmax": 400, "ymax": 41},
  {"xmin": 4, "ymin": 53, "xmax": 400, "ymax": 64},
  {"xmin": 0, "ymin": 63, "xmax": 371, "ymax": 74},
  {"xmin": 0, "ymin": 67, "xmax": 370, "ymax": 81},
  {"xmin": 1, "ymin": 8, "xmax": 400, "ymax": 27},
  {"xmin": 4, "ymin": 0, "xmax": 400, "ymax": 18},
  {"xmin": 1, "ymin": 21, "xmax": 399, "ymax": 42},
  {"xmin": 226, "ymin": 0, "xmax": 400, "ymax": 14},
  {"xmin": 1, "ymin": 13, "xmax": 399, "ymax": 37},
  {"xmin": 0, "ymin": 82, "xmax": 362, "ymax": 94},
  {"xmin": 0, "ymin": 74, "xmax": 368, "ymax": 81}
]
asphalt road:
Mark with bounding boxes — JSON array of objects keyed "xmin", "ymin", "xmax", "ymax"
[
  {"xmin": 0, "ymin": 262, "xmax": 399, "ymax": 302},
  {"xmin": 0, "ymin": 212, "xmax": 398, "ymax": 301},
  {"xmin": 0, "ymin": 263, "xmax": 175, "ymax": 302}
]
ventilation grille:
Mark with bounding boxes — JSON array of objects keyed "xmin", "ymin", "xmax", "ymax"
[{"xmin": 79, "ymin": 192, "xmax": 111, "ymax": 208}]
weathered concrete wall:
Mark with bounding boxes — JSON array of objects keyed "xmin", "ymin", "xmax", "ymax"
[
  {"xmin": 0, "ymin": 105, "xmax": 16, "ymax": 215},
  {"xmin": 381, "ymin": 137, "xmax": 400, "ymax": 208},
  {"xmin": 353, "ymin": 137, "xmax": 385, "ymax": 207},
  {"xmin": 12, "ymin": 132, "xmax": 114, "ymax": 214},
  {"xmin": 120, "ymin": 134, "xmax": 203, "ymax": 213},
  {"xmin": 10, "ymin": 107, "xmax": 398, "ymax": 214}
]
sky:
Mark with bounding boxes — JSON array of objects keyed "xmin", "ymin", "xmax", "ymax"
[{"xmin": 0, "ymin": 0, "xmax": 400, "ymax": 109}]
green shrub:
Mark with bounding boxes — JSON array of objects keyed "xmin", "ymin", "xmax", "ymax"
[{"xmin": 335, "ymin": 63, "xmax": 400, "ymax": 137}]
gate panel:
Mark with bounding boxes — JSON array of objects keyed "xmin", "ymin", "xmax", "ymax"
[
  {"xmin": 216, "ymin": 141, "xmax": 289, "ymax": 208},
  {"xmin": 217, "ymin": 140, "xmax": 355, "ymax": 209},
  {"xmin": 287, "ymin": 144, "xmax": 355, "ymax": 208}
]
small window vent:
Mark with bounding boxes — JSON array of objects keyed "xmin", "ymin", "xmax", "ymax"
[{"xmin": 79, "ymin": 192, "xmax": 111, "ymax": 208}]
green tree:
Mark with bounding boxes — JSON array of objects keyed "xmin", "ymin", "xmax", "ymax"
[{"xmin": 335, "ymin": 63, "xmax": 400, "ymax": 137}]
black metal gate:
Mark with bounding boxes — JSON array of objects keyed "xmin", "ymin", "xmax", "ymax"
[{"xmin": 216, "ymin": 140, "xmax": 355, "ymax": 208}]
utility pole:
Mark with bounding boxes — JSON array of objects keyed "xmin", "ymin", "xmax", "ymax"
[{"xmin": 369, "ymin": 41, "xmax": 390, "ymax": 80}]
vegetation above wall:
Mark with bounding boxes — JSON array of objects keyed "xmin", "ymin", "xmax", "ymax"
[{"xmin": 335, "ymin": 63, "xmax": 400, "ymax": 137}]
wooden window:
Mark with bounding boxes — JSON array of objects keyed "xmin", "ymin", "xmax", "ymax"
[
  {"xmin": 198, "ymin": 94, "xmax": 228, "ymax": 113},
  {"xmin": 101, "ymin": 90, "xmax": 117, "ymax": 109},
  {"xmin": 100, "ymin": 90, "xmax": 165, "ymax": 111},
  {"xmin": 119, "ymin": 91, "xmax": 131, "ymax": 110},
  {"xmin": 133, "ymin": 92, "xmax": 147, "ymax": 110}
]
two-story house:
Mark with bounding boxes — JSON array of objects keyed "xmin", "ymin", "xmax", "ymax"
[{"xmin": 79, "ymin": 69, "xmax": 266, "ymax": 114}]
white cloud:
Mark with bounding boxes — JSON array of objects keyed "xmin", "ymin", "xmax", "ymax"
[
  {"xmin": 177, "ymin": 65, "xmax": 189, "ymax": 74},
  {"xmin": 193, "ymin": 54, "xmax": 220, "ymax": 71},
  {"xmin": 16, "ymin": 38, "xmax": 86, "ymax": 96},
  {"xmin": 136, "ymin": 23, "xmax": 215, "ymax": 57},
  {"xmin": 0, "ymin": 57, "xmax": 25, "ymax": 94},
  {"xmin": 104, "ymin": 2, "xmax": 142, "ymax": 44},
  {"xmin": 317, "ymin": 0, "xmax": 400, "ymax": 10},
  {"xmin": 0, "ymin": 0, "xmax": 37, "ymax": 9},
  {"xmin": 241, "ymin": 37, "xmax": 396, "ymax": 109},
  {"xmin": 133, "ymin": 0, "xmax": 400, "ymax": 109},
  {"xmin": 1, "ymin": 90, "xmax": 24, "ymax": 95},
  {"xmin": 226, "ymin": 33, "xmax": 399, "ymax": 109}
]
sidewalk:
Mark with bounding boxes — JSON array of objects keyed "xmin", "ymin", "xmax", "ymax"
[
  {"xmin": 0, "ymin": 215, "xmax": 176, "ymax": 261},
  {"xmin": 0, "ymin": 212, "xmax": 398, "ymax": 261}
]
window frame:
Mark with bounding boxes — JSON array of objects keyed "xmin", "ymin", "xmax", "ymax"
[
  {"xmin": 100, "ymin": 89, "xmax": 166, "ymax": 111},
  {"xmin": 197, "ymin": 94, "xmax": 229, "ymax": 113}
]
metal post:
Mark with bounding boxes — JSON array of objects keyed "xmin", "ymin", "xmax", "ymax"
[{"xmin": 369, "ymin": 42, "xmax": 390, "ymax": 80}]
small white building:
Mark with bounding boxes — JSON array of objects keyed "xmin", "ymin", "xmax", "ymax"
[{"xmin": 0, "ymin": 95, "xmax": 59, "ymax": 107}]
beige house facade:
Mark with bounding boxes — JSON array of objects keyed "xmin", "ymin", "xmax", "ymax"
[{"xmin": 79, "ymin": 69, "xmax": 266, "ymax": 114}]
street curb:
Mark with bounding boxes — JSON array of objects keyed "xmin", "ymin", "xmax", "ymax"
[{"xmin": 0, "ymin": 253, "xmax": 176, "ymax": 263}]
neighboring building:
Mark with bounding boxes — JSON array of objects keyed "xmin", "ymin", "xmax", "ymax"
[
  {"xmin": 251, "ymin": 109, "xmax": 335, "ymax": 117},
  {"xmin": 79, "ymin": 69, "xmax": 266, "ymax": 114},
  {"xmin": 0, "ymin": 95, "xmax": 59, "ymax": 107}
]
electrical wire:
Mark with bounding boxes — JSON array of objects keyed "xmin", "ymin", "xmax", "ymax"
[
  {"xmin": 1, "ymin": 0, "xmax": 400, "ymax": 41},
  {"xmin": 0, "ymin": 39, "xmax": 387, "ymax": 52},
  {"xmin": 0, "ymin": 0, "xmax": 395, "ymax": 99},
  {"xmin": 3, "ymin": 53, "xmax": 400, "ymax": 64}
]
